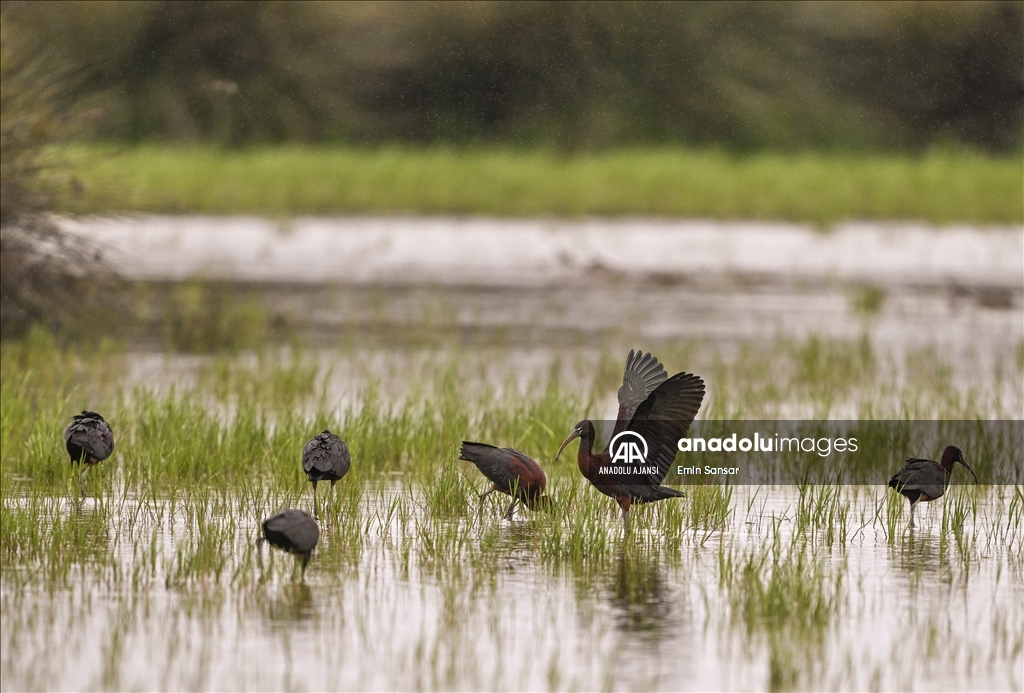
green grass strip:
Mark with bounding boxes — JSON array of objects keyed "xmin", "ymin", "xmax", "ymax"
[{"xmin": 51, "ymin": 144, "xmax": 1022, "ymax": 224}]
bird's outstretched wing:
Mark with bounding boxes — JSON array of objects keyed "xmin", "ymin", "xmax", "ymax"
[
  {"xmin": 64, "ymin": 411, "xmax": 115, "ymax": 461},
  {"xmin": 302, "ymin": 430, "xmax": 351, "ymax": 478},
  {"xmin": 625, "ymin": 372, "xmax": 705, "ymax": 486},
  {"xmin": 615, "ymin": 350, "xmax": 668, "ymax": 434}
]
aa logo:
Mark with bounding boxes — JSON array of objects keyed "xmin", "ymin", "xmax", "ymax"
[{"xmin": 609, "ymin": 431, "xmax": 648, "ymax": 465}]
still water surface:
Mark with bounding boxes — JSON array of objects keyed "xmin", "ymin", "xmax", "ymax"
[{"xmin": 2, "ymin": 483, "xmax": 1021, "ymax": 692}]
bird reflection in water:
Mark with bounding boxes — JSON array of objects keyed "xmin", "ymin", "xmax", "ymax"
[
  {"xmin": 263, "ymin": 583, "xmax": 315, "ymax": 625},
  {"xmin": 890, "ymin": 529, "xmax": 945, "ymax": 589},
  {"xmin": 607, "ymin": 549, "xmax": 679, "ymax": 637}
]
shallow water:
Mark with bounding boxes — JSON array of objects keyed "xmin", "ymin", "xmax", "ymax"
[
  {"xmin": 5, "ymin": 216, "xmax": 1022, "ymax": 690},
  {"xmin": 64, "ymin": 216, "xmax": 1022, "ymax": 390},
  {"xmin": 2, "ymin": 485, "xmax": 1020, "ymax": 692},
  {"xmin": 59, "ymin": 216, "xmax": 1023, "ymax": 288}
]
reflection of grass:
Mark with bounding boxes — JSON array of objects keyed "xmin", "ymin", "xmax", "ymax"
[
  {"xmin": 719, "ymin": 523, "xmax": 844, "ymax": 643},
  {"xmin": 52, "ymin": 144, "xmax": 1023, "ymax": 224}
]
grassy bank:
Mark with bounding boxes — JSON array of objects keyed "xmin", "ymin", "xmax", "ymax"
[{"xmin": 51, "ymin": 145, "xmax": 1023, "ymax": 224}]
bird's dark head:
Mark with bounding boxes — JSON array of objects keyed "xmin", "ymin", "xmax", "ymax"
[
  {"xmin": 555, "ymin": 420, "xmax": 594, "ymax": 460},
  {"xmin": 941, "ymin": 445, "xmax": 977, "ymax": 483}
]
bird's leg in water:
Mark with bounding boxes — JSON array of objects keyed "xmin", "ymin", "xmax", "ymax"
[
  {"xmin": 78, "ymin": 465, "xmax": 90, "ymax": 498},
  {"xmin": 311, "ymin": 480, "xmax": 319, "ymax": 520},
  {"xmin": 618, "ymin": 497, "xmax": 632, "ymax": 533},
  {"xmin": 909, "ymin": 500, "xmax": 917, "ymax": 529},
  {"xmin": 328, "ymin": 479, "xmax": 339, "ymax": 517},
  {"xmin": 300, "ymin": 552, "xmax": 310, "ymax": 581},
  {"xmin": 504, "ymin": 498, "xmax": 519, "ymax": 520}
]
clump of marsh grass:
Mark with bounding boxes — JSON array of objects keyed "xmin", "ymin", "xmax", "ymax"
[
  {"xmin": 686, "ymin": 483, "xmax": 733, "ymax": 536},
  {"xmin": 795, "ymin": 480, "xmax": 850, "ymax": 547},
  {"xmin": 423, "ymin": 458, "xmax": 476, "ymax": 520},
  {"xmin": 538, "ymin": 485, "xmax": 618, "ymax": 569},
  {"xmin": 718, "ymin": 527, "xmax": 845, "ymax": 641}
]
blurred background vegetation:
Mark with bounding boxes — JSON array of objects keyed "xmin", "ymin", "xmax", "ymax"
[
  {"xmin": 1, "ymin": 1, "xmax": 1022, "ymax": 340},
  {"xmin": 3, "ymin": 0, "xmax": 1021, "ymax": 151}
]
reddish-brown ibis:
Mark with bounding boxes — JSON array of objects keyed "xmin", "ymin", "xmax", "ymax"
[
  {"xmin": 556, "ymin": 350, "xmax": 705, "ymax": 530},
  {"xmin": 257, "ymin": 508, "xmax": 320, "ymax": 579},
  {"xmin": 459, "ymin": 442, "xmax": 551, "ymax": 519},
  {"xmin": 63, "ymin": 411, "xmax": 114, "ymax": 497},
  {"xmin": 888, "ymin": 445, "xmax": 977, "ymax": 528},
  {"xmin": 302, "ymin": 430, "xmax": 350, "ymax": 519}
]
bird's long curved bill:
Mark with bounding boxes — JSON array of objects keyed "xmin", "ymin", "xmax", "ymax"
[
  {"xmin": 555, "ymin": 430, "xmax": 581, "ymax": 461},
  {"xmin": 960, "ymin": 459, "xmax": 978, "ymax": 483}
]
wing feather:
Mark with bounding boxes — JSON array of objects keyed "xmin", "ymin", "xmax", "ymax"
[
  {"xmin": 302, "ymin": 430, "xmax": 351, "ymax": 479},
  {"xmin": 460, "ymin": 441, "xmax": 516, "ymax": 487},
  {"xmin": 459, "ymin": 441, "xmax": 546, "ymax": 493},
  {"xmin": 263, "ymin": 508, "xmax": 320, "ymax": 553},
  {"xmin": 625, "ymin": 372, "xmax": 705, "ymax": 488},
  {"xmin": 888, "ymin": 458, "xmax": 945, "ymax": 499},
  {"xmin": 617, "ymin": 350, "xmax": 669, "ymax": 422},
  {"xmin": 63, "ymin": 411, "xmax": 114, "ymax": 462}
]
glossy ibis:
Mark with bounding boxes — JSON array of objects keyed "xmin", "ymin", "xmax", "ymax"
[
  {"xmin": 302, "ymin": 430, "xmax": 350, "ymax": 519},
  {"xmin": 257, "ymin": 508, "xmax": 320, "ymax": 579},
  {"xmin": 459, "ymin": 442, "xmax": 550, "ymax": 519},
  {"xmin": 888, "ymin": 445, "xmax": 977, "ymax": 528},
  {"xmin": 63, "ymin": 411, "xmax": 114, "ymax": 497},
  {"xmin": 556, "ymin": 350, "xmax": 705, "ymax": 530}
]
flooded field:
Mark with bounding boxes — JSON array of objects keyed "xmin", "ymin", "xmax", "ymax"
[
  {"xmin": 4, "ymin": 333, "xmax": 1022, "ymax": 692},
  {"xmin": 3, "ymin": 218, "xmax": 1023, "ymax": 691},
  {"xmin": 3, "ymin": 483, "xmax": 1021, "ymax": 691}
]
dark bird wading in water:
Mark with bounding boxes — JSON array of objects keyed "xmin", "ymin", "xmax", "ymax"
[
  {"xmin": 459, "ymin": 442, "xmax": 551, "ymax": 519},
  {"xmin": 302, "ymin": 430, "xmax": 350, "ymax": 519},
  {"xmin": 63, "ymin": 411, "xmax": 114, "ymax": 497},
  {"xmin": 888, "ymin": 445, "xmax": 977, "ymax": 528},
  {"xmin": 257, "ymin": 508, "xmax": 320, "ymax": 580},
  {"xmin": 556, "ymin": 350, "xmax": 705, "ymax": 531}
]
